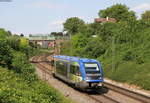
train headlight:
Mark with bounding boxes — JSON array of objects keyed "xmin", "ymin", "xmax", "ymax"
[
  {"xmin": 86, "ymin": 77, "xmax": 90, "ymax": 80},
  {"xmin": 98, "ymin": 83, "xmax": 102, "ymax": 86}
]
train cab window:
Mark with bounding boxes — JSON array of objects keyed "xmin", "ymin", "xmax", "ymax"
[{"xmin": 84, "ymin": 63, "xmax": 100, "ymax": 74}]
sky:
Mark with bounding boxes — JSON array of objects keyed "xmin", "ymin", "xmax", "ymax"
[{"xmin": 0, "ymin": 0, "xmax": 150, "ymax": 35}]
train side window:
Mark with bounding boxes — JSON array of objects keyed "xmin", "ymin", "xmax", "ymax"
[
  {"xmin": 56, "ymin": 60, "xmax": 68, "ymax": 76},
  {"xmin": 70, "ymin": 63, "xmax": 80, "ymax": 75},
  {"xmin": 70, "ymin": 65, "xmax": 75, "ymax": 74}
]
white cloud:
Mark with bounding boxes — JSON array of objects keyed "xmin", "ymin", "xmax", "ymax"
[
  {"xmin": 131, "ymin": 3, "xmax": 150, "ymax": 18},
  {"xmin": 132, "ymin": 3, "xmax": 150, "ymax": 11},
  {"xmin": 25, "ymin": 1, "xmax": 68, "ymax": 10},
  {"xmin": 78, "ymin": 16, "xmax": 93, "ymax": 23},
  {"xmin": 64, "ymin": 16, "xmax": 94, "ymax": 23},
  {"xmin": 50, "ymin": 20, "xmax": 65, "ymax": 26},
  {"xmin": 48, "ymin": 20, "xmax": 65, "ymax": 32},
  {"xmin": 47, "ymin": 16, "xmax": 94, "ymax": 32}
]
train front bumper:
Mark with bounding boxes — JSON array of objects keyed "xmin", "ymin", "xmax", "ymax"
[{"xmin": 75, "ymin": 80, "xmax": 103, "ymax": 89}]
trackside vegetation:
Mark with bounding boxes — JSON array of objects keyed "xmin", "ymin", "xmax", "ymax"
[
  {"xmin": 62, "ymin": 4, "xmax": 150, "ymax": 90},
  {"xmin": 0, "ymin": 29, "xmax": 73, "ymax": 103},
  {"xmin": 0, "ymin": 66, "xmax": 71, "ymax": 103}
]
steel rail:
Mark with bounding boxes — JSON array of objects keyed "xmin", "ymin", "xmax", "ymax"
[
  {"xmin": 31, "ymin": 55, "xmax": 150, "ymax": 103},
  {"xmin": 86, "ymin": 94, "xmax": 120, "ymax": 103},
  {"xmin": 32, "ymin": 55, "xmax": 120, "ymax": 103},
  {"xmin": 104, "ymin": 82, "xmax": 150, "ymax": 103}
]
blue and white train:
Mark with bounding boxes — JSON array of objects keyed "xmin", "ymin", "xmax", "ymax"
[{"xmin": 53, "ymin": 55, "xmax": 104, "ymax": 89}]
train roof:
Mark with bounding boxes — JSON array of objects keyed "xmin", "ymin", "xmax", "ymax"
[{"xmin": 53, "ymin": 55, "xmax": 99, "ymax": 63}]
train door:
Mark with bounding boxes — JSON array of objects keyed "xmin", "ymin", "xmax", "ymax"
[
  {"xmin": 55, "ymin": 60, "xmax": 67, "ymax": 78},
  {"xmin": 67, "ymin": 62, "xmax": 70, "ymax": 79},
  {"xmin": 69, "ymin": 62, "xmax": 82, "ymax": 83}
]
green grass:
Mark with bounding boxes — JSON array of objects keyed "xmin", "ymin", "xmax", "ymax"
[
  {"xmin": 101, "ymin": 59, "xmax": 150, "ymax": 90},
  {"xmin": 29, "ymin": 48, "xmax": 53, "ymax": 57},
  {"xmin": 0, "ymin": 66, "xmax": 74, "ymax": 103}
]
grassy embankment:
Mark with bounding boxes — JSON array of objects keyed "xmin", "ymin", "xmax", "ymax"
[
  {"xmin": 100, "ymin": 28, "xmax": 150, "ymax": 90},
  {"xmin": 0, "ymin": 66, "xmax": 73, "ymax": 103},
  {"xmin": 0, "ymin": 28, "xmax": 74, "ymax": 103}
]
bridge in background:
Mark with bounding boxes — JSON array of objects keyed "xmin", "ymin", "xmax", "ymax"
[{"xmin": 29, "ymin": 34, "xmax": 69, "ymax": 49}]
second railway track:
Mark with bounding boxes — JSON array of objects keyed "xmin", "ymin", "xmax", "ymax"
[{"xmin": 30, "ymin": 55, "xmax": 150, "ymax": 103}]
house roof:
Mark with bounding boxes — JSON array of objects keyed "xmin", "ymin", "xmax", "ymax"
[{"xmin": 95, "ymin": 17, "xmax": 116, "ymax": 23}]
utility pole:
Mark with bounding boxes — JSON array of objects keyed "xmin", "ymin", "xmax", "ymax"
[
  {"xmin": 112, "ymin": 35, "xmax": 116, "ymax": 72},
  {"xmin": 54, "ymin": 38, "xmax": 56, "ymax": 55}
]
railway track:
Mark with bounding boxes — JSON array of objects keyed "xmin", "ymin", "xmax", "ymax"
[
  {"xmin": 103, "ymin": 82, "xmax": 150, "ymax": 103},
  {"xmin": 30, "ymin": 55, "xmax": 150, "ymax": 103},
  {"xmin": 85, "ymin": 93, "xmax": 120, "ymax": 103}
]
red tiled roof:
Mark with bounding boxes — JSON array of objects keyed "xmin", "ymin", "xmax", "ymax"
[{"xmin": 95, "ymin": 18, "xmax": 117, "ymax": 23}]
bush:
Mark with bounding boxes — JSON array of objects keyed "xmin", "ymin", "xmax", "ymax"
[
  {"xmin": 6, "ymin": 36, "xmax": 20, "ymax": 51},
  {"xmin": 0, "ymin": 40, "xmax": 13, "ymax": 68},
  {"xmin": 0, "ymin": 67, "xmax": 71, "ymax": 103},
  {"xmin": 11, "ymin": 51, "xmax": 28, "ymax": 73},
  {"xmin": 0, "ymin": 29, "xmax": 73, "ymax": 103},
  {"xmin": 0, "ymin": 28, "xmax": 10, "ymax": 40},
  {"xmin": 11, "ymin": 51, "xmax": 37, "ymax": 83}
]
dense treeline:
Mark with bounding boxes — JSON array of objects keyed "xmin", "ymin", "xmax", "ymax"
[
  {"xmin": 0, "ymin": 29, "xmax": 72, "ymax": 103},
  {"xmin": 61, "ymin": 4, "xmax": 150, "ymax": 90}
]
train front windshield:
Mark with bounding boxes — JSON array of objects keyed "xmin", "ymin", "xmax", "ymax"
[{"xmin": 84, "ymin": 63, "xmax": 100, "ymax": 74}]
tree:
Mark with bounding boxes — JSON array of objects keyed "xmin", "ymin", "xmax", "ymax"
[
  {"xmin": 7, "ymin": 30, "xmax": 12, "ymax": 36},
  {"xmin": 98, "ymin": 4, "xmax": 136, "ymax": 22},
  {"xmin": 142, "ymin": 10, "xmax": 150, "ymax": 22},
  {"xmin": 63, "ymin": 17, "xmax": 85, "ymax": 35},
  {"xmin": 84, "ymin": 37, "xmax": 106, "ymax": 58},
  {"xmin": 0, "ymin": 40, "xmax": 12, "ymax": 68},
  {"xmin": 0, "ymin": 28, "xmax": 9, "ymax": 40},
  {"xmin": 57, "ymin": 32, "xmax": 63, "ymax": 36},
  {"xmin": 6, "ymin": 36, "xmax": 20, "ymax": 51},
  {"xmin": 71, "ymin": 33, "xmax": 88, "ymax": 56},
  {"xmin": 19, "ymin": 37, "xmax": 29, "ymax": 49},
  {"xmin": 51, "ymin": 32, "xmax": 63, "ymax": 37},
  {"xmin": 51, "ymin": 32, "xmax": 57, "ymax": 35},
  {"xmin": 20, "ymin": 33, "xmax": 24, "ymax": 37}
]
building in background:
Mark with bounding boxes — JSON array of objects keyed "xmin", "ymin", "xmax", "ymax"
[{"xmin": 95, "ymin": 17, "xmax": 116, "ymax": 23}]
